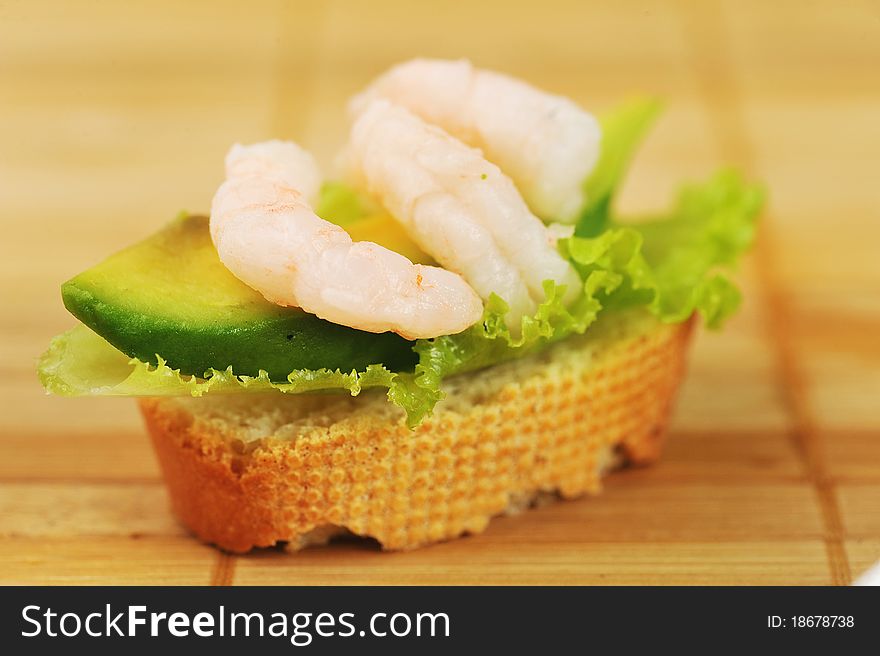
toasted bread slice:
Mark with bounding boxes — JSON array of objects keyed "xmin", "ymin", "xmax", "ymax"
[{"xmin": 140, "ymin": 310, "xmax": 693, "ymax": 552}]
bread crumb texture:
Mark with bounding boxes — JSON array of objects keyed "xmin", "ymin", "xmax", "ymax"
[{"xmin": 140, "ymin": 310, "xmax": 694, "ymax": 552}]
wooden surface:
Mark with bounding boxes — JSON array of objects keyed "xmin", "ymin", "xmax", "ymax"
[{"xmin": 1, "ymin": 0, "xmax": 878, "ymax": 585}]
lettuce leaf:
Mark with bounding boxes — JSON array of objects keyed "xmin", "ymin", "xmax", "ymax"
[
  {"xmin": 628, "ymin": 169, "xmax": 763, "ymax": 327},
  {"xmin": 38, "ymin": 100, "xmax": 764, "ymax": 428},
  {"xmin": 575, "ymin": 96, "xmax": 662, "ymax": 237}
]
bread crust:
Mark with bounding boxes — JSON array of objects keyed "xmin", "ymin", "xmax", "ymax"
[{"xmin": 140, "ymin": 314, "xmax": 694, "ymax": 553}]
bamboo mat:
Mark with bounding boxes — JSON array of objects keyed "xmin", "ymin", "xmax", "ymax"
[{"xmin": 1, "ymin": 0, "xmax": 878, "ymax": 585}]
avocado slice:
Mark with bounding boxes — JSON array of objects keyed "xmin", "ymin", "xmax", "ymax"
[{"xmin": 62, "ymin": 214, "xmax": 418, "ymax": 380}]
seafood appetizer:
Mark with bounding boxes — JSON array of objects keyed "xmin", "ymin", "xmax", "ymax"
[{"xmin": 39, "ymin": 59, "xmax": 762, "ymax": 552}]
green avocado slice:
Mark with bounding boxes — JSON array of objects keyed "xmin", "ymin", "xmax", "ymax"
[{"xmin": 61, "ymin": 214, "xmax": 418, "ymax": 380}]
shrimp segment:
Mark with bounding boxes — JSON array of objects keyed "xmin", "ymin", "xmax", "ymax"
[
  {"xmin": 225, "ymin": 140, "xmax": 322, "ymax": 205},
  {"xmin": 346, "ymin": 100, "xmax": 581, "ymax": 325},
  {"xmin": 351, "ymin": 58, "xmax": 601, "ymax": 223},
  {"xmin": 210, "ymin": 142, "xmax": 483, "ymax": 339}
]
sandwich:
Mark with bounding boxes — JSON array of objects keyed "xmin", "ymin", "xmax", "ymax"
[{"xmin": 38, "ymin": 59, "xmax": 763, "ymax": 552}]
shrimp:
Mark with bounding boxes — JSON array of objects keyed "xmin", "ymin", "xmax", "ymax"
[
  {"xmin": 345, "ymin": 100, "xmax": 582, "ymax": 326},
  {"xmin": 350, "ymin": 58, "xmax": 602, "ymax": 223},
  {"xmin": 210, "ymin": 141, "xmax": 483, "ymax": 339}
]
